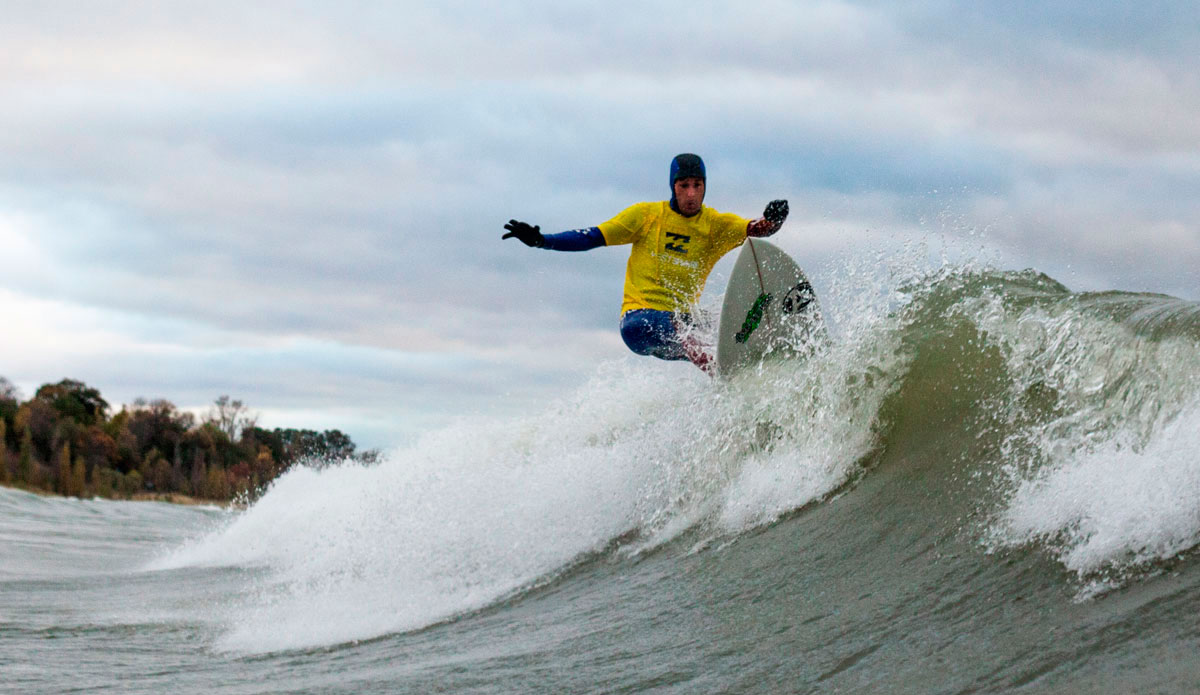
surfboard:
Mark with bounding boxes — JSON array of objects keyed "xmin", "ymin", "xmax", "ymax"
[{"xmin": 715, "ymin": 239, "xmax": 824, "ymax": 377}]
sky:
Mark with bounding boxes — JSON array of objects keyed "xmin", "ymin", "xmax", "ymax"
[{"xmin": 1, "ymin": 1, "xmax": 1197, "ymax": 448}]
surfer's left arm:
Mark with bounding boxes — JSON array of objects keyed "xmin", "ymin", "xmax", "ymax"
[{"xmin": 746, "ymin": 199, "xmax": 789, "ymax": 238}]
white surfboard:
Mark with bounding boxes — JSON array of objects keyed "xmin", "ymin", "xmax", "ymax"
[{"xmin": 715, "ymin": 239, "xmax": 824, "ymax": 377}]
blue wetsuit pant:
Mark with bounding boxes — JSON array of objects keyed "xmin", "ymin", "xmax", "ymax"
[{"xmin": 620, "ymin": 309, "xmax": 690, "ymax": 361}]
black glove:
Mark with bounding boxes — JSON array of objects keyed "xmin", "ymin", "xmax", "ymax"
[
  {"xmin": 502, "ymin": 219, "xmax": 545, "ymax": 248},
  {"xmin": 763, "ymin": 200, "xmax": 789, "ymax": 225}
]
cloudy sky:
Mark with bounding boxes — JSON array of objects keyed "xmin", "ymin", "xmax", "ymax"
[{"xmin": 1, "ymin": 1, "xmax": 1196, "ymax": 447}]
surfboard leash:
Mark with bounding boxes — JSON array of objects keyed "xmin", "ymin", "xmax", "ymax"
[{"xmin": 746, "ymin": 239, "xmax": 772, "ymax": 330}]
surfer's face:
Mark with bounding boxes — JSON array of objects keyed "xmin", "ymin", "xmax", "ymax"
[{"xmin": 673, "ymin": 177, "xmax": 705, "ymax": 216}]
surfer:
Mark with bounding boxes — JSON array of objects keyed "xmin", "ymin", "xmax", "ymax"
[{"xmin": 502, "ymin": 153, "xmax": 788, "ymax": 372}]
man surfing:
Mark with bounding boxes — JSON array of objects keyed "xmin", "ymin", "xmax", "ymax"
[{"xmin": 502, "ymin": 153, "xmax": 788, "ymax": 372}]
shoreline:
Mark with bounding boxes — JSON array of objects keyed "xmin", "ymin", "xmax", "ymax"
[{"xmin": 1, "ymin": 481, "xmax": 236, "ymax": 509}]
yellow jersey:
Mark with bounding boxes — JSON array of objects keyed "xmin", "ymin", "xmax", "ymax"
[{"xmin": 598, "ymin": 202, "xmax": 749, "ymax": 314}]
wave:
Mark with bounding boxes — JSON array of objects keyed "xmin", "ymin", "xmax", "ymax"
[
  {"xmin": 971, "ymin": 283, "xmax": 1200, "ymax": 582},
  {"xmin": 151, "ymin": 260, "xmax": 1200, "ymax": 653}
]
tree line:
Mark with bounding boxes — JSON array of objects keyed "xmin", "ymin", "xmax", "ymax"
[{"xmin": 0, "ymin": 376, "xmax": 378, "ymax": 503}]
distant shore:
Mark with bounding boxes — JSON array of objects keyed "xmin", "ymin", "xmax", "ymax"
[
  {"xmin": 1, "ymin": 481, "xmax": 235, "ymax": 508},
  {"xmin": 1, "ymin": 379, "xmax": 375, "ymax": 507}
]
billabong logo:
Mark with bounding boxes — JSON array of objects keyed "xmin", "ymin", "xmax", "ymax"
[{"xmin": 665, "ymin": 232, "xmax": 691, "ymax": 254}]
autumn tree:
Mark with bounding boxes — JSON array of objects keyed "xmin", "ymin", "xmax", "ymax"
[
  {"xmin": 89, "ymin": 462, "xmax": 113, "ymax": 497},
  {"xmin": 0, "ymin": 418, "xmax": 9, "ymax": 483},
  {"xmin": 123, "ymin": 470, "xmax": 142, "ymax": 498},
  {"xmin": 56, "ymin": 443, "xmax": 72, "ymax": 496},
  {"xmin": 204, "ymin": 464, "xmax": 231, "ymax": 500},
  {"xmin": 18, "ymin": 426, "xmax": 35, "ymax": 484},
  {"xmin": 0, "ymin": 376, "xmax": 18, "ymax": 450},
  {"xmin": 146, "ymin": 448, "xmax": 172, "ymax": 492},
  {"xmin": 126, "ymin": 399, "xmax": 193, "ymax": 467},
  {"xmin": 80, "ymin": 426, "xmax": 118, "ymax": 474},
  {"xmin": 0, "ymin": 376, "xmax": 18, "ymax": 401},
  {"xmin": 35, "ymin": 379, "xmax": 109, "ymax": 427},
  {"xmin": 71, "ymin": 454, "xmax": 86, "ymax": 498},
  {"xmin": 0, "ymin": 381, "xmax": 368, "ymax": 503},
  {"xmin": 207, "ymin": 395, "xmax": 257, "ymax": 442},
  {"xmin": 17, "ymin": 399, "xmax": 57, "ymax": 463},
  {"xmin": 248, "ymin": 427, "xmax": 365, "ymax": 469}
]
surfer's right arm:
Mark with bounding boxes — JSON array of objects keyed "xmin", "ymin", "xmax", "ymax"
[{"xmin": 502, "ymin": 220, "xmax": 606, "ymax": 251}]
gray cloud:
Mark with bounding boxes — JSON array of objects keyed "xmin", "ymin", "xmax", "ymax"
[{"xmin": 1, "ymin": 1, "xmax": 1196, "ymax": 447}]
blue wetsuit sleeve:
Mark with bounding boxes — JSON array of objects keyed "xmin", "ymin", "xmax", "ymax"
[{"xmin": 541, "ymin": 227, "xmax": 606, "ymax": 252}]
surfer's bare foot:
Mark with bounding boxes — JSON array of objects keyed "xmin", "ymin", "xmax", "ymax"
[{"xmin": 683, "ymin": 336, "xmax": 715, "ymax": 375}]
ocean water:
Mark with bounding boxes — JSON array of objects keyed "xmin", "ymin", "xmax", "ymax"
[{"xmin": 3, "ymin": 264, "xmax": 1200, "ymax": 694}]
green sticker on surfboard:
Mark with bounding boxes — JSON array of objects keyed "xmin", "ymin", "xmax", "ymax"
[{"xmin": 735, "ymin": 293, "xmax": 772, "ymax": 343}]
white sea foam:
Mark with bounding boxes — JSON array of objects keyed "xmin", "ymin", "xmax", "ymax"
[
  {"xmin": 151, "ymin": 361, "xmax": 683, "ymax": 652},
  {"xmin": 149, "ymin": 245, "xmax": 932, "ymax": 653},
  {"xmin": 152, "ymin": 348, "xmax": 899, "ymax": 652},
  {"xmin": 714, "ymin": 334, "xmax": 902, "ymax": 531},
  {"xmin": 999, "ymin": 402, "xmax": 1200, "ymax": 575},
  {"xmin": 203, "ymin": 351, "xmax": 888, "ymax": 653},
  {"xmin": 981, "ymin": 293, "xmax": 1200, "ymax": 577}
]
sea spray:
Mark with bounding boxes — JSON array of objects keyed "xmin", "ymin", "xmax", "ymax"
[
  {"xmin": 1000, "ymin": 402, "xmax": 1200, "ymax": 576},
  {"xmin": 16, "ymin": 266, "xmax": 1200, "ymax": 690},
  {"xmin": 151, "ymin": 366, "xmax": 687, "ymax": 652},
  {"xmin": 973, "ymin": 286, "xmax": 1200, "ymax": 580},
  {"xmin": 149, "ymin": 299, "xmax": 914, "ymax": 651},
  {"xmin": 797, "ymin": 264, "xmax": 1200, "ymax": 584},
  {"xmin": 147, "ymin": 258, "xmax": 1200, "ymax": 654}
]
